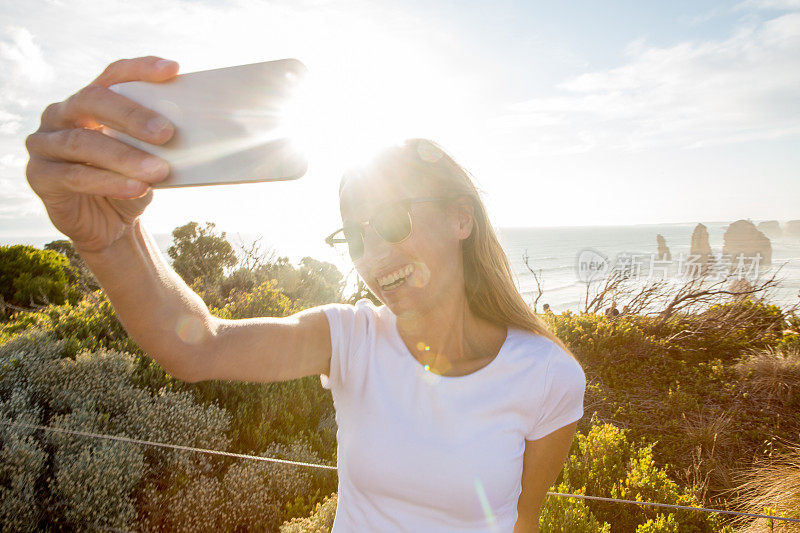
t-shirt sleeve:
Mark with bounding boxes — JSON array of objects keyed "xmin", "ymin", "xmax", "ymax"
[
  {"xmin": 526, "ymin": 343, "xmax": 586, "ymax": 441},
  {"xmin": 318, "ymin": 298, "xmax": 374, "ymax": 392}
]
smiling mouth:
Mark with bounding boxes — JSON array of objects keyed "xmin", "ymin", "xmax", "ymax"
[
  {"xmin": 378, "ymin": 263, "xmax": 416, "ymax": 291},
  {"xmin": 382, "ymin": 277, "xmax": 406, "ymax": 290}
]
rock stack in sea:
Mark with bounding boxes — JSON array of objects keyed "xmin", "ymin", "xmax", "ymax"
[
  {"xmin": 690, "ymin": 224, "xmax": 713, "ymax": 276},
  {"xmin": 757, "ymin": 220, "xmax": 782, "ymax": 240},
  {"xmin": 656, "ymin": 234, "xmax": 671, "ymax": 261},
  {"xmin": 723, "ymin": 219, "xmax": 772, "ymax": 267},
  {"xmin": 786, "ymin": 220, "xmax": 800, "ymax": 239}
]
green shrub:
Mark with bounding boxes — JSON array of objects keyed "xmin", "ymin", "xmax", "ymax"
[
  {"xmin": 539, "ymin": 483, "xmax": 611, "ymax": 532},
  {"xmin": 212, "ymin": 279, "xmax": 296, "ymax": 320},
  {"xmin": 280, "ymin": 492, "xmax": 338, "ymax": 532},
  {"xmin": 551, "ymin": 420, "xmax": 730, "ymax": 533},
  {"xmin": 43, "ymin": 239, "xmax": 100, "ymax": 295},
  {"xmin": 0, "ymin": 389, "xmax": 47, "ymax": 531},
  {"xmin": 0, "ymin": 292, "xmax": 179, "ymax": 394},
  {"xmin": 0, "ymin": 331, "xmax": 327, "ymax": 530},
  {"xmin": 0, "ymin": 245, "xmax": 80, "ymax": 313}
]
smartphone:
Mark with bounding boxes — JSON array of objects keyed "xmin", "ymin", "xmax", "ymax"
[{"xmin": 107, "ymin": 58, "xmax": 308, "ymax": 188}]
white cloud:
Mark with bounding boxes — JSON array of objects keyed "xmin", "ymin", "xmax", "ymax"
[
  {"xmin": 0, "ymin": 25, "xmax": 54, "ymax": 136},
  {"xmin": 735, "ymin": 0, "xmax": 800, "ymax": 11},
  {"xmin": 0, "ymin": 26, "xmax": 53, "ymax": 84},
  {"xmin": 495, "ymin": 12, "xmax": 800, "ymax": 155}
]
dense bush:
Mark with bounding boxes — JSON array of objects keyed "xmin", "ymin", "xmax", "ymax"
[
  {"xmin": 280, "ymin": 492, "xmax": 338, "ymax": 532},
  {"xmin": 552, "ymin": 420, "xmax": 729, "ymax": 532},
  {"xmin": 0, "ymin": 245, "xmax": 80, "ymax": 314},
  {"xmin": 540, "ymin": 301, "xmax": 800, "ymax": 509},
  {"xmin": 212, "ymin": 279, "xmax": 296, "ymax": 320},
  {"xmin": 0, "ymin": 331, "xmax": 325, "ymax": 531},
  {"xmin": 43, "ymin": 239, "xmax": 100, "ymax": 294}
]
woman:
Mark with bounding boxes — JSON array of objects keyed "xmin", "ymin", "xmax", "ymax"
[{"xmin": 25, "ymin": 56, "xmax": 585, "ymax": 532}]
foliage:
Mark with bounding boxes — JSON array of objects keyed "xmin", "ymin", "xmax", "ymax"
[
  {"xmin": 43, "ymin": 239, "xmax": 100, "ymax": 294},
  {"xmin": 539, "ymin": 483, "xmax": 611, "ymax": 533},
  {"xmin": 0, "ymin": 291, "xmax": 174, "ymax": 394},
  {"xmin": 261, "ymin": 256, "xmax": 345, "ymax": 308},
  {"xmin": 280, "ymin": 492, "xmax": 338, "ymax": 532},
  {"xmin": 541, "ymin": 301, "xmax": 800, "ymax": 510},
  {"xmin": 0, "ymin": 245, "xmax": 80, "ymax": 314},
  {"xmin": 212, "ymin": 279, "xmax": 296, "ymax": 320},
  {"xmin": 168, "ymin": 222, "xmax": 238, "ymax": 296},
  {"xmin": 550, "ymin": 420, "xmax": 728, "ymax": 533},
  {"xmin": 0, "ymin": 331, "xmax": 325, "ymax": 531}
]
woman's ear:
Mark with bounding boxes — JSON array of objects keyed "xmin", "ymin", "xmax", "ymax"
[{"xmin": 451, "ymin": 196, "xmax": 475, "ymax": 240}]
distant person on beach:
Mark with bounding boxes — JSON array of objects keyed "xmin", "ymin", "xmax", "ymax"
[
  {"xmin": 542, "ymin": 303, "xmax": 552, "ymax": 315},
  {"xmin": 24, "ymin": 56, "xmax": 586, "ymax": 532},
  {"xmin": 605, "ymin": 301, "xmax": 620, "ymax": 319}
]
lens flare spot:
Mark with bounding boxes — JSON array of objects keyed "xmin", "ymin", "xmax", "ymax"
[
  {"xmin": 175, "ymin": 315, "xmax": 205, "ymax": 345},
  {"xmin": 473, "ymin": 477, "xmax": 498, "ymax": 530},
  {"xmin": 409, "ymin": 261, "xmax": 430, "ymax": 288},
  {"xmin": 421, "ymin": 367, "xmax": 441, "ymax": 385},
  {"xmin": 416, "ymin": 341, "xmax": 427, "ymax": 351}
]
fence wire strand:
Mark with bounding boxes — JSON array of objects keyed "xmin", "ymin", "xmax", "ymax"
[{"xmin": 2, "ymin": 419, "xmax": 799, "ymax": 525}]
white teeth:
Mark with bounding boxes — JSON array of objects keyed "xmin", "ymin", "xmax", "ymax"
[{"xmin": 378, "ymin": 263, "xmax": 415, "ymax": 287}]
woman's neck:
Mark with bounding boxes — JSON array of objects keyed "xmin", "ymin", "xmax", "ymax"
[{"xmin": 394, "ymin": 292, "xmax": 507, "ymax": 374}]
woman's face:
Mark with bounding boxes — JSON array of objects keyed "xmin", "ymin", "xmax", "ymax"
[{"xmin": 339, "ymin": 173, "xmax": 473, "ymax": 319}]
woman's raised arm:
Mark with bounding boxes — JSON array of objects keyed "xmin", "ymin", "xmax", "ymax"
[{"xmin": 24, "ymin": 56, "xmax": 333, "ymax": 384}]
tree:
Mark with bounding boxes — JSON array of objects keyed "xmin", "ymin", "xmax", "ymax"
[
  {"xmin": 293, "ymin": 257, "xmax": 344, "ymax": 307},
  {"xmin": 167, "ymin": 222, "xmax": 238, "ymax": 293},
  {"xmin": 255, "ymin": 256, "xmax": 344, "ymax": 307}
]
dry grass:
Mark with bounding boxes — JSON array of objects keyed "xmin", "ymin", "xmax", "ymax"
[
  {"xmin": 734, "ymin": 346, "xmax": 800, "ymax": 405},
  {"xmin": 728, "ymin": 442, "xmax": 800, "ymax": 532},
  {"xmin": 677, "ymin": 408, "xmax": 736, "ymax": 503}
]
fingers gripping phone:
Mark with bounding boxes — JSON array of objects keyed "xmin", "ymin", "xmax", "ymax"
[{"xmin": 107, "ymin": 58, "xmax": 308, "ymax": 188}]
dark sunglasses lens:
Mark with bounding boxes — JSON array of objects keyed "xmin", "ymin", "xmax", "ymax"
[
  {"xmin": 343, "ymin": 226, "xmax": 364, "ymax": 260},
  {"xmin": 374, "ymin": 204, "xmax": 412, "ymax": 243}
]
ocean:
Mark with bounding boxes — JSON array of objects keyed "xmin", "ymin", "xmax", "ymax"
[{"xmin": 497, "ymin": 222, "xmax": 800, "ymax": 315}]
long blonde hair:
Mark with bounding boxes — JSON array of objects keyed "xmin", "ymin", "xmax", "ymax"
[{"xmin": 340, "ymin": 138, "xmax": 579, "ymax": 363}]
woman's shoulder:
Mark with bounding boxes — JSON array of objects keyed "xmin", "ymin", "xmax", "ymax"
[
  {"xmin": 506, "ymin": 328, "xmax": 584, "ymax": 379},
  {"xmin": 314, "ymin": 297, "xmax": 387, "ymax": 339},
  {"xmin": 315, "ymin": 297, "xmax": 384, "ymax": 317}
]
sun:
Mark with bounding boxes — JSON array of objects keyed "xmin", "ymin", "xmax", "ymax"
[{"xmin": 279, "ymin": 49, "xmax": 466, "ymax": 179}]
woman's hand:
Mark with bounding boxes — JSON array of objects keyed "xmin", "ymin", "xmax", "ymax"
[{"xmin": 25, "ymin": 56, "xmax": 179, "ymax": 253}]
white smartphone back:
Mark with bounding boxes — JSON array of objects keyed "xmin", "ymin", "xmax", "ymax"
[{"xmin": 107, "ymin": 58, "xmax": 308, "ymax": 188}]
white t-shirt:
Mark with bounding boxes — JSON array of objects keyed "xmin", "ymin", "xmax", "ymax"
[{"xmin": 318, "ymin": 298, "xmax": 586, "ymax": 532}]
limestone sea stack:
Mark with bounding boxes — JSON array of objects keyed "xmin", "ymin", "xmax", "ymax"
[
  {"xmin": 785, "ymin": 220, "xmax": 800, "ymax": 239},
  {"xmin": 656, "ymin": 234, "xmax": 671, "ymax": 261},
  {"xmin": 757, "ymin": 220, "xmax": 782, "ymax": 240},
  {"xmin": 723, "ymin": 220, "xmax": 772, "ymax": 267},
  {"xmin": 690, "ymin": 224, "xmax": 713, "ymax": 276}
]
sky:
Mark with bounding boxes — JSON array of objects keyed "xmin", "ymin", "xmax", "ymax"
[{"xmin": 1, "ymin": 0, "xmax": 799, "ymax": 269}]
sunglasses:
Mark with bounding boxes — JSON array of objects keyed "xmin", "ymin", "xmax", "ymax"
[{"xmin": 325, "ymin": 196, "xmax": 452, "ymax": 261}]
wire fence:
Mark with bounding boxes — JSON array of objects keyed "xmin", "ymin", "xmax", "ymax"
[{"xmin": 2, "ymin": 419, "xmax": 799, "ymax": 526}]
